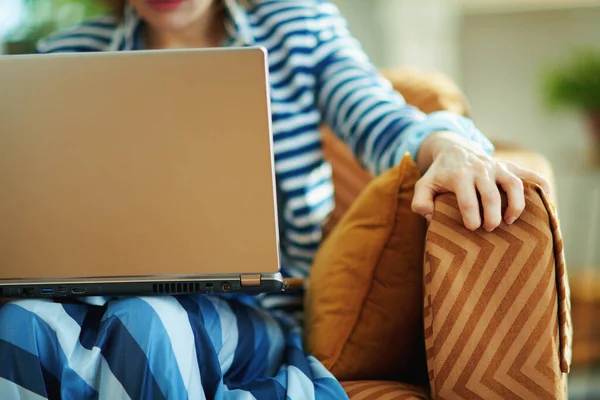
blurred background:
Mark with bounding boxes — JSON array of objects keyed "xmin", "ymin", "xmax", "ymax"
[
  {"xmin": 1, "ymin": 0, "xmax": 600, "ymax": 397},
  {"xmin": 338, "ymin": 2, "xmax": 600, "ymax": 398}
]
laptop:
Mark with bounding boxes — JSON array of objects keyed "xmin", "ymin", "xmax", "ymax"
[{"xmin": 0, "ymin": 47, "xmax": 285, "ymax": 298}]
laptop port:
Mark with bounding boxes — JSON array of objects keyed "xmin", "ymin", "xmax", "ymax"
[
  {"xmin": 58, "ymin": 287, "xmax": 67, "ymax": 294},
  {"xmin": 205, "ymin": 283, "xmax": 214, "ymax": 294},
  {"xmin": 23, "ymin": 287, "xmax": 35, "ymax": 296},
  {"xmin": 71, "ymin": 287, "xmax": 86, "ymax": 294},
  {"xmin": 41, "ymin": 288, "xmax": 54, "ymax": 295},
  {"xmin": 221, "ymin": 282, "xmax": 231, "ymax": 292}
]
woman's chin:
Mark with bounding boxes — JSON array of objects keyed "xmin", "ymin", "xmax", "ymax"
[
  {"xmin": 134, "ymin": 1, "xmax": 195, "ymax": 30},
  {"xmin": 144, "ymin": 13, "xmax": 195, "ymax": 33}
]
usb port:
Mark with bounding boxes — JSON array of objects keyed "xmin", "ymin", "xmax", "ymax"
[{"xmin": 41, "ymin": 288, "xmax": 54, "ymax": 295}]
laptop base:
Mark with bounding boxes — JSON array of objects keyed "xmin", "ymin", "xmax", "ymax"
[{"xmin": 0, "ymin": 273, "xmax": 285, "ymax": 299}]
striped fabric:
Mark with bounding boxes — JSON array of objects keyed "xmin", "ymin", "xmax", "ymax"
[
  {"xmin": 341, "ymin": 381, "xmax": 429, "ymax": 400},
  {"xmin": 0, "ymin": 296, "xmax": 348, "ymax": 399},
  {"xmin": 423, "ymin": 184, "xmax": 572, "ymax": 399},
  {"xmin": 36, "ymin": 0, "xmax": 493, "ymax": 281}
]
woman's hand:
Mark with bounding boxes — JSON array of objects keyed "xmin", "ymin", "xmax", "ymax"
[{"xmin": 412, "ymin": 131, "xmax": 551, "ymax": 231}]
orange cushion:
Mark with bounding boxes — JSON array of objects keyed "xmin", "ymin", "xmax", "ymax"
[{"xmin": 304, "ymin": 155, "xmax": 428, "ymax": 383}]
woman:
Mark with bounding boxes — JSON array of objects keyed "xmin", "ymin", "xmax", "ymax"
[{"xmin": 0, "ymin": 0, "xmax": 550, "ymax": 399}]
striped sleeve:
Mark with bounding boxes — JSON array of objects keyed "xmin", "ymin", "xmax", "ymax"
[
  {"xmin": 36, "ymin": 16, "xmax": 116, "ymax": 54},
  {"xmin": 311, "ymin": 1, "xmax": 494, "ymax": 175}
]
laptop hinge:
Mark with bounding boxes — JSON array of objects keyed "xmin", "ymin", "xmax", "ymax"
[{"xmin": 240, "ymin": 274, "xmax": 261, "ymax": 287}]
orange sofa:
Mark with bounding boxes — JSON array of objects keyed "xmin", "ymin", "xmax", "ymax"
[{"xmin": 309, "ymin": 69, "xmax": 572, "ymax": 399}]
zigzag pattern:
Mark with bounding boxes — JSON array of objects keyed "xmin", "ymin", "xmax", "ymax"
[
  {"xmin": 424, "ymin": 186, "xmax": 570, "ymax": 400},
  {"xmin": 342, "ymin": 381, "xmax": 429, "ymax": 400}
]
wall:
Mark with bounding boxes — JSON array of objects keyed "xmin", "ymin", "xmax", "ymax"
[
  {"xmin": 335, "ymin": 0, "xmax": 460, "ymax": 79},
  {"xmin": 460, "ymin": 7, "xmax": 600, "ymax": 267}
]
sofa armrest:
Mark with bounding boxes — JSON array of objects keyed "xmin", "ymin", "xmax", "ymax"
[{"xmin": 424, "ymin": 183, "xmax": 571, "ymax": 399}]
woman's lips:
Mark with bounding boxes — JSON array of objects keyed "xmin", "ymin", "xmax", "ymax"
[{"xmin": 146, "ymin": 0, "xmax": 184, "ymax": 11}]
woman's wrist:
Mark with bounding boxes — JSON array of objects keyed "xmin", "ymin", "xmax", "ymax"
[{"xmin": 416, "ymin": 130, "xmax": 477, "ymax": 174}]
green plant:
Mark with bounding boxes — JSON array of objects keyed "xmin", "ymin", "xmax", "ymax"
[
  {"xmin": 5, "ymin": 0, "xmax": 108, "ymax": 53},
  {"xmin": 543, "ymin": 49, "xmax": 600, "ymax": 112}
]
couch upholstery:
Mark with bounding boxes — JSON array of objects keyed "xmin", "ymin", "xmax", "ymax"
[
  {"xmin": 341, "ymin": 381, "xmax": 429, "ymax": 400},
  {"xmin": 424, "ymin": 185, "xmax": 571, "ymax": 399},
  {"xmin": 316, "ymin": 69, "xmax": 571, "ymax": 399}
]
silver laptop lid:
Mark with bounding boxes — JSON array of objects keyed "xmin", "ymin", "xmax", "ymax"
[{"xmin": 0, "ymin": 47, "xmax": 281, "ymax": 281}]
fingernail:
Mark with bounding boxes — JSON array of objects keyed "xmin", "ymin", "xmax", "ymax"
[
  {"xmin": 425, "ymin": 214, "xmax": 432, "ymax": 222},
  {"xmin": 506, "ymin": 217, "xmax": 517, "ymax": 225}
]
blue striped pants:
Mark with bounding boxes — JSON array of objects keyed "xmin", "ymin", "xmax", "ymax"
[{"xmin": 0, "ymin": 295, "xmax": 347, "ymax": 399}]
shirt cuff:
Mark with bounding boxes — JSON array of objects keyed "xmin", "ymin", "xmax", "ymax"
[{"xmin": 391, "ymin": 111, "xmax": 495, "ymax": 167}]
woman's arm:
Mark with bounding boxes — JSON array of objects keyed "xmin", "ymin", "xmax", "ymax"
[
  {"xmin": 312, "ymin": 1, "xmax": 550, "ymax": 231},
  {"xmin": 312, "ymin": 2, "xmax": 493, "ymax": 175}
]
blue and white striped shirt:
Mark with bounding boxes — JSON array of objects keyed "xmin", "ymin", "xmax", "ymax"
[{"xmin": 38, "ymin": 0, "xmax": 493, "ymax": 281}]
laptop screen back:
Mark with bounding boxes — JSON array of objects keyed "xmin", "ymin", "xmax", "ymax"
[{"xmin": 0, "ymin": 48, "xmax": 280, "ymax": 280}]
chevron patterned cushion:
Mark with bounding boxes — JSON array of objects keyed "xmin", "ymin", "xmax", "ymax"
[
  {"xmin": 424, "ymin": 182, "xmax": 572, "ymax": 399},
  {"xmin": 341, "ymin": 381, "xmax": 430, "ymax": 400}
]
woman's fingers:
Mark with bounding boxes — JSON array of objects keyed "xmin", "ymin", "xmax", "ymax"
[
  {"xmin": 496, "ymin": 165, "xmax": 525, "ymax": 225},
  {"xmin": 412, "ymin": 177, "xmax": 436, "ymax": 221},
  {"xmin": 505, "ymin": 161, "xmax": 551, "ymax": 195},
  {"xmin": 412, "ymin": 132, "xmax": 552, "ymax": 231},
  {"xmin": 454, "ymin": 181, "xmax": 482, "ymax": 231},
  {"xmin": 413, "ymin": 173, "xmax": 485, "ymax": 231},
  {"xmin": 419, "ymin": 169, "xmax": 526, "ymax": 231},
  {"xmin": 476, "ymin": 177, "xmax": 503, "ymax": 232}
]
